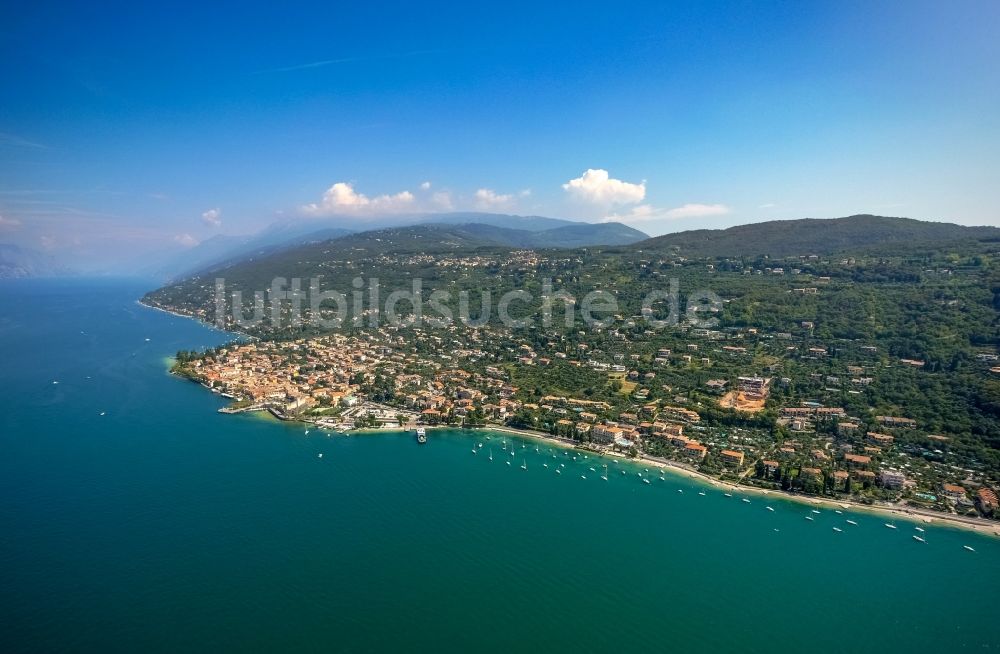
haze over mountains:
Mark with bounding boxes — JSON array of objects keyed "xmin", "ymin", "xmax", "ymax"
[
  {"xmin": 7, "ymin": 213, "xmax": 1000, "ymax": 281},
  {"xmin": 0, "ymin": 244, "xmax": 73, "ymax": 279},
  {"xmin": 139, "ymin": 213, "xmax": 648, "ymax": 280}
]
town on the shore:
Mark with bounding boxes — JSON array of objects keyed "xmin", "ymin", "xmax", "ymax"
[{"xmin": 172, "ymin": 319, "xmax": 1000, "ymax": 525}]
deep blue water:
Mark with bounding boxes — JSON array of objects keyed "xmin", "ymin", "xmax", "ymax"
[{"xmin": 1, "ymin": 278, "xmax": 998, "ymax": 653}]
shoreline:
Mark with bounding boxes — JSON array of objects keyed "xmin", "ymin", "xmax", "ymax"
[
  {"xmin": 343, "ymin": 422, "xmax": 1000, "ymax": 539},
  {"xmin": 147, "ymin": 296, "xmax": 998, "ymax": 540}
]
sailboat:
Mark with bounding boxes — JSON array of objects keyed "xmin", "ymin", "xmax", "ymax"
[
  {"xmin": 489, "ymin": 449, "xmax": 493, "ymax": 461},
  {"xmin": 601, "ymin": 465, "xmax": 608, "ymax": 481},
  {"xmin": 521, "ymin": 459, "xmax": 527, "ymax": 470}
]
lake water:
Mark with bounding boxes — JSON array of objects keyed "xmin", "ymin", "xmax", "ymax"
[{"xmin": 1, "ymin": 278, "xmax": 998, "ymax": 652}]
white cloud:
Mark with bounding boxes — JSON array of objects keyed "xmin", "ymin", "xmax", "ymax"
[
  {"xmin": 0, "ymin": 213, "xmax": 21, "ymax": 228},
  {"xmin": 420, "ymin": 181, "xmax": 432, "ymax": 190},
  {"xmin": 201, "ymin": 207, "xmax": 222, "ymax": 227},
  {"xmin": 474, "ymin": 188, "xmax": 515, "ymax": 210},
  {"xmin": 562, "ymin": 169, "xmax": 645, "ymax": 205},
  {"xmin": 301, "ymin": 182, "xmax": 416, "ymax": 216},
  {"xmin": 432, "ymin": 191, "xmax": 454, "ymax": 210},
  {"xmin": 174, "ymin": 233, "xmax": 199, "ymax": 247},
  {"xmin": 758, "ymin": 203, "xmax": 777, "ymax": 209}
]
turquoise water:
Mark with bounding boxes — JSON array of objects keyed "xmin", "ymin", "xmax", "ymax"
[{"xmin": 1, "ymin": 279, "xmax": 998, "ymax": 653}]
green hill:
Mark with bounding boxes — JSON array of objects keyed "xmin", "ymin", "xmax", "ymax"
[{"xmin": 634, "ymin": 215, "xmax": 1000, "ymax": 258}]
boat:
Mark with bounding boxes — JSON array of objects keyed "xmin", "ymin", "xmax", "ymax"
[
  {"xmin": 766, "ymin": 506, "xmax": 774, "ymax": 512},
  {"xmin": 471, "ymin": 448, "xmax": 477, "ymax": 454},
  {"xmin": 742, "ymin": 498, "xmax": 750, "ymax": 503},
  {"xmin": 832, "ymin": 527, "xmax": 843, "ymax": 532},
  {"xmin": 489, "ymin": 449, "xmax": 493, "ymax": 461},
  {"xmin": 677, "ymin": 489, "xmax": 683, "ymax": 494},
  {"xmin": 543, "ymin": 462, "xmax": 549, "ymax": 468},
  {"xmin": 884, "ymin": 523, "xmax": 897, "ymax": 529},
  {"xmin": 643, "ymin": 478, "xmax": 650, "ymax": 485},
  {"xmin": 914, "ymin": 527, "xmax": 925, "ymax": 533},
  {"xmin": 556, "ymin": 469, "xmax": 561, "ymax": 474},
  {"xmin": 506, "ymin": 461, "xmax": 511, "ymax": 466},
  {"xmin": 589, "ymin": 467, "xmax": 596, "ymax": 472},
  {"xmin": 846, "ymin": 519, "xmax": 858, "ymax": 526},
  {"xmin": 724, "ymin": 493, "xmax": 733, "ymax": 498},
  {"xmin": 698, "ymin": 492, "xmax": 706, "ymax": 496},
  {"xmin": 912, "ymin": 535, "xmax": 926, "ymax": 543},
  {"xmin": 601, "ymin": 465, "xmax": 608, "ymax": 481},
  {"xmin": 811, "ymin": 509, "xmax": 820, "ymax": 514},
  {"xmin": 964, "ymin": 545, "xmax": 976, "ymax": 552},
  {"xmin": 415, "ymin": 428, "xmax": 427, "ymax": 444},
  {"xmin": 834, "ymin": 510, "xmax": 843, "ymax": 514},
  {"xmin": 805, "ymin": 516, "xmax": 814, "ymax": 521},
  {"xmin": 521, "ymin": 459, "xmax": 527, "ymax": 470},
  {"xmin": 317, "ymin": 453, "xmax": 323, "ymax": 458}
]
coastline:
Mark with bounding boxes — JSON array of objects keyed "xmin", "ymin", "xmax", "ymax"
[
  {"xmin": 348, "ymin": 422, "xmax": 1000, "ymax": 539},
  {"xmin": 147, "ymin": 294, "xmax": 999, "ymax": 540}
]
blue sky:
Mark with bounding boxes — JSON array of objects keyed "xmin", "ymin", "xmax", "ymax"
[{"xmin": 1, "ymin": 0, "xmax": 998, "ymax": 265}]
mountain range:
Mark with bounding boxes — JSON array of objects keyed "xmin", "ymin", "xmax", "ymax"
[
  {"xmin": 0, "ymin": 244, "xmax": 73, "ymax": 279},
  {"xmin": 634, "ymin": 215, "xmax": 1000, "ymax": 257},
  {"xmin": 144, "ymin": 213, "xmax": 647, "ymax": 280}
]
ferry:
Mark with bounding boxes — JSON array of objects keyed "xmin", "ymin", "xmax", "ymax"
[{"xmin": 415, "ymin": 428, "xmax": 427, "ymax": 444}]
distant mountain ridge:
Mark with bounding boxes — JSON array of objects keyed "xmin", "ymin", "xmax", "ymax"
[
  {"xmin": 633, "ymin": 215, "xmax": 1000, "ymax": 257},
  {"xmin": 0, "ymin": 243, "xmax": 72, "ymax": 278},
  {"xmin": 146, "ymin": 212, "xmax": 644, "ymax": 280}
]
